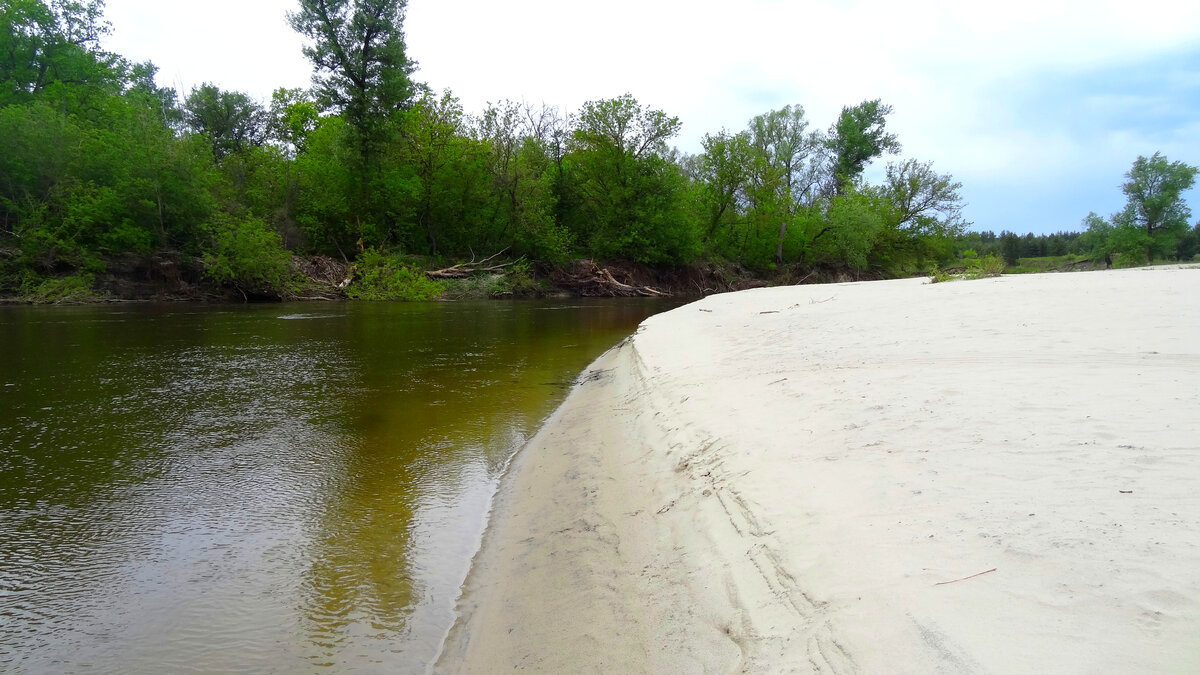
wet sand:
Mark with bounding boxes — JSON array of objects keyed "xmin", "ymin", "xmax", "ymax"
[{"xmin": 436, "ymin": 266, "xmax": 1200, "ymax": 673}]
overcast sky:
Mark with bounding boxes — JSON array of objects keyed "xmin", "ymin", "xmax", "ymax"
[{"xmin": 102, "ymin": 0, "xmax": 1200, "ymax": 236}]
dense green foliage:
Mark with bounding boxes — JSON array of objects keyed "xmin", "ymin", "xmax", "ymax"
[
  {"xmin": 828, "ymin": 99, "xmax": 901, "ymax": 194},
  {"xmin": 12, "ymin": 1, "xmax": 1189, "ymax": 302},
  {"xmin": 343, "ymin": 248, "xmax": 443, "ymax": 300},
  {"xmin": 0, "ymin": 0, "xmax": 968, "ymax": 300},
  {"xmin": 686, "ymin": 102, "xmax": 963, "ymax": 274}
]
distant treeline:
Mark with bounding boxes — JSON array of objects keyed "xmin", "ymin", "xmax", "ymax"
[
  {"xmin": 963, "ymin": 152, "xmax": 1200, "ymax": 268},
  {"xmin": 962, "ymin": 218, "xmax": 1198, "ymax": 269},
  {"xmin": 2, "ymin": 1, "xmax": 1194, "ymax": 302}
]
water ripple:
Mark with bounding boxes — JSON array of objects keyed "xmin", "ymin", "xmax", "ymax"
[{"xmin": 0, "ymin": 299, "xmax": 675, "ymax": 672}]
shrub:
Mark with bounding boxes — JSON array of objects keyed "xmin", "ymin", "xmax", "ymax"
[
  {"xmin": 929, "ymin": 249, "xmax": 1004, "ymax": 283},
  {"xmin": 493, "ymin": 259, "xmax": 542, "ymax": 297},
  {"xmin": 1107, "ymin": 223, "xmax": 1151, "ymax": 268},
  {"xmin": 345, "ymin": 248, "xmax": 445, "ymax": 301},
  {"xmin": 202, "ymin": 214, "xmax": 293, "ymax": 294},
  {"xmin": 927, "ymin": 265, "xmax": 954, "ymax": 284},
  {"xmin": 964, "ymin": 251, "xmax": 1005, "ymax": 279}
]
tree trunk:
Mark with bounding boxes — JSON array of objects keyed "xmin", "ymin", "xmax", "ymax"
[{"xmin": 775, "ymin": 220, "xmax": 787, "ymax": 265}]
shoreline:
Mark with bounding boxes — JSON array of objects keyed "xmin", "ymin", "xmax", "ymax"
[{"xmin": 436, "ymin": 266, "xmax": 1200, "ymax": 672}]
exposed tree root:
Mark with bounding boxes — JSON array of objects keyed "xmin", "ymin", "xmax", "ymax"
[{"xmin": 551, "ymin": 260, "xmax": 669, "ymax": 297}]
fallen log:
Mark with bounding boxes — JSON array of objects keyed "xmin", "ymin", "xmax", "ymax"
[{"xmin": 426, "ymin": 250, "xmax": 518, "ymax": 279}]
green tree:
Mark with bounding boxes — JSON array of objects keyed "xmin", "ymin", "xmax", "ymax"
[
  {"xmin": 1178, "ymin": 222, "xmax": 1199, "ymax": 261},
  {"xmin": 745, "ymin": 105, "xmax": 823, "ymax": 264},
  {"xmin": 883, "ymin": 158, "xmax": 965, "ymax": 236},
  {"xmin": 999, "ymin": 230, "xmax": 1021, "ymax": 266},
  {"xmin": 292, "ymin": 114, "xmax": 361, "ymax": 257},
  {"xmin": 563, "ymin": 94, "xmax": 696, "ymax": 263},
  {"xmin": 1108, "ymin": 220, "xmax": 1153, "ymax": 267},
  {"xmin": 807, "ymin": 187, "xmax": 886, "ymax": 270},
  {"xmin": 477, "ymin": 100, "xmax": 568, "ymax": 261},
  {"xmin": 0, "ymin": 93, "xmax": 220, "ymax": 281},
  {"xmin": 398, "ymin": 90, "xmax": 485, "ymax": 256},
  {"xmin": 267, "ymin": 87, "xmax": 319, "ymax": 158},
  {"xmin": 261, "ymin": 88, "xmax": 320, "ymax": 247},
  {"xmin": 201, "ymin": 213, "xmax": 292, "ymax": 295},
  {"xmin": 1120, "ymin": 152, "xmax": 1198, "ymax": 258},
  {"xmin": 571, "ymin": 93, "xmax": 680, "ymax": 160},
  {"xmin": 696, "ymin": 129, "xmax": 752, "ymax": 244},
  {"xmin": 287, "ymin": 0, "xmax": 417, "ymax": 168},
  {"xmin": 1079, "ymin": 212, "xmax": 1114, "ymax": 264},
  {"xmin": 827, "ymin": 98, "xmax": 900, "ymax": 194},
  {"xmin": 0, "ymin": 0, "xmax": 120, "ymax": 106},
  {"xmin": 183, "ymin": 83, "xmax": 267, "ymax": 160}
]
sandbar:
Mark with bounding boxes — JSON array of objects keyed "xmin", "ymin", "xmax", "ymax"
[{"xmin": 436, "ymin": 266, "xmax": 1200, "ymax": 673}]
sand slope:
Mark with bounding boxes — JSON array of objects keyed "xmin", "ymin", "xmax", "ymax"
[{"xmin": 436, "ymin": 267, "xmax": 1200, "ymax": 673}]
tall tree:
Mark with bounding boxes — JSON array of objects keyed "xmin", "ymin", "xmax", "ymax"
[
  {"xmin": 477, "ymin": 100, "xmax": 566, "ymax": 260},
  {"xmin": 999, "ymin": 230, "xmax": 1021, "ymax": 266},
  {"xmin": 1119, "ymin": 152, "xmax": 1197, "ymax": 257},
  {"xmin": 827, "ymin": 98, "xmax": 900, "ymax": 193},
  {"xmin": 182, "ymin": 83, "xmax": 267, "ymax": 160},
  {"xmin": 287, "ymin": 0, "xmax": 417, "ymax": 166},
  {"xmin": 565, "ymin": 94, "xmax": 694, "ymax": 263},
  {"xmin": 745, "ymin": 105, "xmax": 822, "ymax": 263},
  {"xmin": 697, "ymin": 129, "xmax": 752, "ymax": 242},
  {"xmin": 572, "ymin": 93, "xmax": 680, "ymax": 161},
  {"xmin": 0, "ymin": 0, "xmax": 122, "ymax": 106},
  {"xmin": 267, "ymin": 87, "xmax": 320, "ymax": 159},
  {"xmin": 400, "ymin": 90, "xmax": 484, "ymax": 256},
  {"xmin": 884, "ymin": 158, "xmax": 965, "ymax": 235}
]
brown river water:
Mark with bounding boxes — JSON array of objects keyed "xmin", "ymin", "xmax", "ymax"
[{"xmin": 0, "ymin": 299, "xmax": 675, "ymax": 673}]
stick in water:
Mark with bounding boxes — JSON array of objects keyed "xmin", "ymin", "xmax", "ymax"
[{"xmin": 935, "ymin": 568, "xmax": 997, "ymax": 586}]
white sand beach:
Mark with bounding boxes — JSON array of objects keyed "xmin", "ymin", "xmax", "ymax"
[{"xmin": 435, "ymin": 266, "xmax": 1200, "ymax": 673}]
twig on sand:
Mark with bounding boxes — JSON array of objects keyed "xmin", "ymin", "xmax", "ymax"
[
  {"xmin": 810, "ymin": 295, "xmax": 837, "ymax": 304},
  {"xmin": 935, "ymin": 568, "xmax": 997, "ymax": 586}
]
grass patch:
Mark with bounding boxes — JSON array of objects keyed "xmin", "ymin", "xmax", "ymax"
[
  {"xmin": 1004, "ymin": 254, "xmax": 1089, "ymax": 274},
  {"xmin": 440, "ymin": 273, "xmax": 503, "ymax": 300},
  {"xmin": 19, "ymin": 271, "xmax": 99, "ymax": 303}
]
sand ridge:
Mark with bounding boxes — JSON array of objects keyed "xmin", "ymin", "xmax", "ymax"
[{"xmin": 436, "ymin": 266, "xmax": 1200, "ymax": 673}]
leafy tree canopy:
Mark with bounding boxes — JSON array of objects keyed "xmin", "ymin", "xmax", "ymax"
[
  {"xmin": 571, "ymin": 93, "xmax": 681, "ymax": 159},
  {"xmin": 884, "ymin": 158, "xmax": 966, "ymax": 236},
  {"xmin": 1120, "ymin": 152, "xmax": 1197, "ymax": 239},
  {"xmin": 828, "ymin": 98, "xmax": 901, "ymax": 192},
  {"xmin": 183, "ymin": 83, "xmax": 267, "ymax": 160},
  {"xmin": 287, "ymin": 0, "xmax": 417, "ymax": 137},
  {"xmin": 0, "ymin": 0, "xmax": 123, "ymax": 106}
]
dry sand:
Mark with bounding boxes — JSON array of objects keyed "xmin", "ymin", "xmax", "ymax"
[{"xmin": 435, "ymin": 266, "xmax": 1200, "ymax": 673}]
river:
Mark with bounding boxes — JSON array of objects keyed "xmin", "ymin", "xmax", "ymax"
[{"xmin": 0, "ymin": 299, "xmax": 675, "ymax": 672}]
